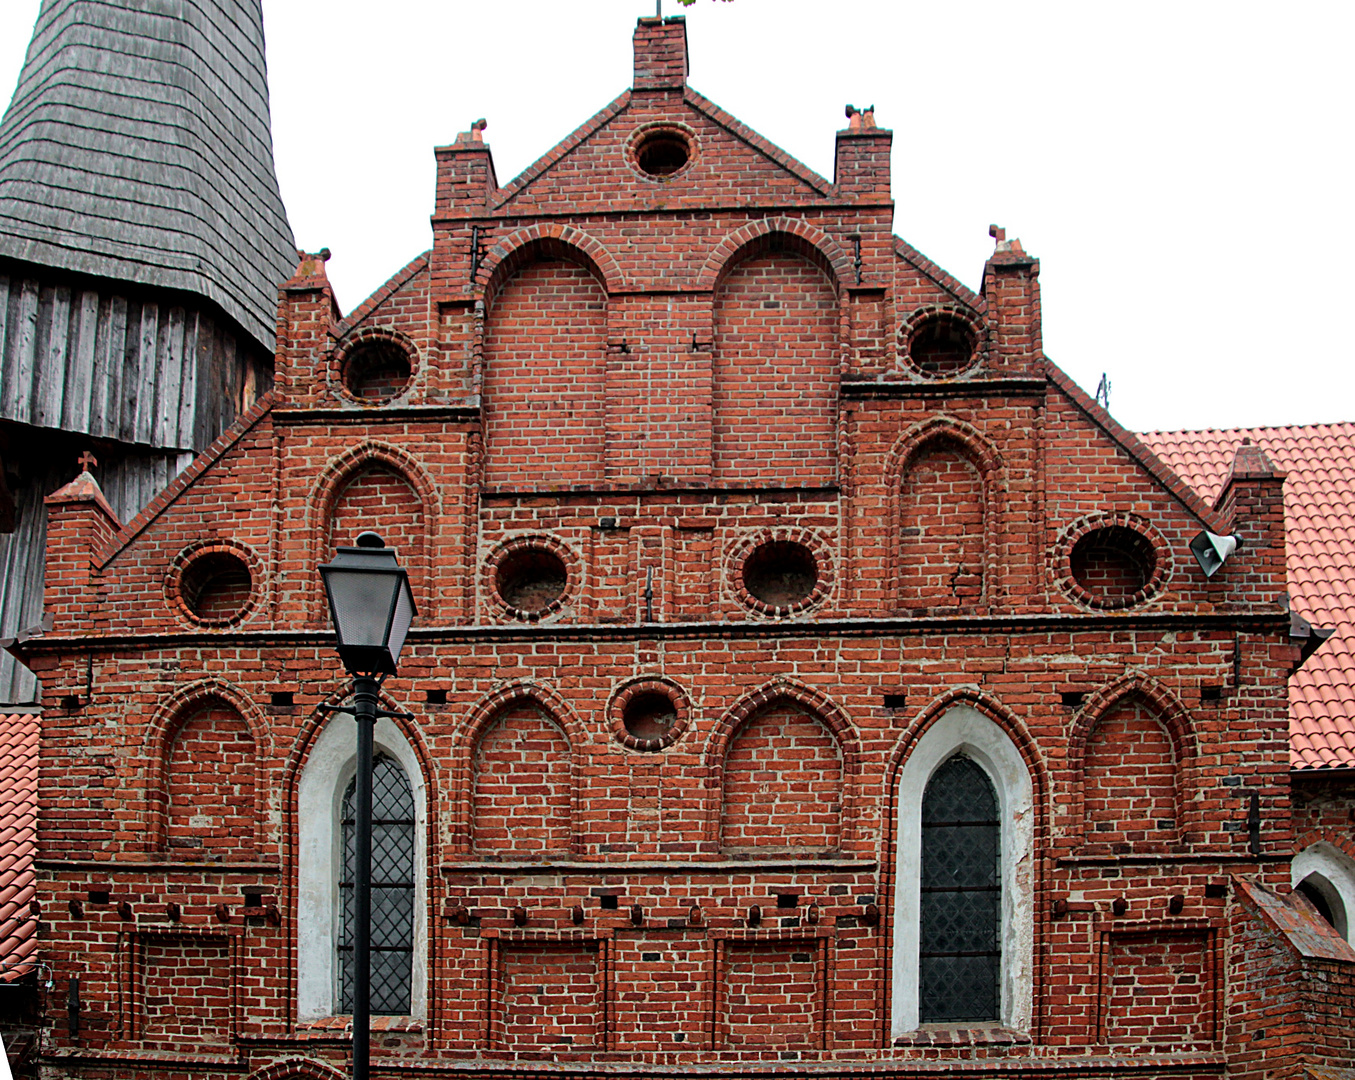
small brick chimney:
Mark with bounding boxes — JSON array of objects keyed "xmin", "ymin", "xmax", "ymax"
[{"xmin": 634, "ymin": 16, "xmax": 688, "ymax": 90}]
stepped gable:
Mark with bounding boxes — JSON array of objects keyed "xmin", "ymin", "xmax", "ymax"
[
  {"xmin": 1142, "ymin": 424, "xmax": 1355, "ymax": 770},
  {"xmin": 0, "ymin": 0, "xmax": 295, "ymax": 351}
]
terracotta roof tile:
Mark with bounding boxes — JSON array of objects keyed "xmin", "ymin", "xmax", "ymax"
[
  {"xmin": 0, "ymin": 713, "xmax": 37, "ymax": 981},
  {"xmin": 1141, "ymin": 424, "xmax": 1355, "ymax": 770}
]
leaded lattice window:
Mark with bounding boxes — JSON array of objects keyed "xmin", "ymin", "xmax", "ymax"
[
  {"xmin": 919, "ymin": 754, "xmax": 1000, "ymax": 1023},
  {"xmin": 339, "ymin": 755, "xmax": 415, "ymax": 1014}
]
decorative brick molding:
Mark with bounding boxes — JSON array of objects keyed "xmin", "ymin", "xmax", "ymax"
[
  {"xmin": 117, "ymin": 926, "xmax": 241, "ymax": 1043},
  {"xmin": 697, "ymin": 216, "xmax": 855, "ymax": 295},
  {"xmin": 453, "ymin": 683, "xmax": 585, "ymax": 857},
  {"xmin": 702, "ymin": 678, "xmax": 860, "ymax": 848},
  {"xmin": 482, "ymin": 533, "xmax": 581, "ymax": 623},
  {"xmin": 897, "ymin": 303, "xmax": 987, "ymax": 380},
  {"xmin": 1053, "ymin": 511, "xmax": 1172, "ymax": 611},
  {"xmin": 725, "ymin": 527, "xmax": 835, "ymax": 618},
  {"xmin": 608, "ymin": 676, "xmax": 691, "ymax": 752},
  {"xmin": 330, "ymin": 325, "xmax": 418, "ymax": 406},
  {"xmin": 143, "ymin": 678, "xmax": 269, "ymax": 855},
  {"xmin": 625, "ymin": 120, "xmax": 700, "ymax": 183},
  {"xmin": 476, "ymin": 224, "xmax": 622, "ymax": 304},
  {"xmin": 246, "ymin": 1058, "xmax": 348, "ymax": 1080},
  {"xmin": 163, "ymin": 538, "xmax": 262, "ymax": 629},
  {"xmin": 1066, "ymin": 673, "xmax": 1199, "ymax": 851}
]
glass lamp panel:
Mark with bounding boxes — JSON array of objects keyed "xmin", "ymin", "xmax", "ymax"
[
  {"xmin": 386, "ymin": 578, "xmax": 416, "ymax": 666},
  {"xmin": 325, "ymin": 568, "xmax": 398, "ymax": 649}
]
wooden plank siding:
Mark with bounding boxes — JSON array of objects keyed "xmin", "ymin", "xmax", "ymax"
[{"xmin": 0, "ymin": 267, "xmax": 272, "ymax": 452}]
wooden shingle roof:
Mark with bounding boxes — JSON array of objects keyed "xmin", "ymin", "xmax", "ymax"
[{"xmin": 0, "ymin": 0, "xmax": 295, "ymax": 351}]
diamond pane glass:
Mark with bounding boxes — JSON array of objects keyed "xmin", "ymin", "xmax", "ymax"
[
  {"xmin": 919, "ymin": 754, "xmax": 1001, "ymax": 1023},
  {"xmin": 339, "ymin": 755, "xmax": 415, "ymax": 1015}
]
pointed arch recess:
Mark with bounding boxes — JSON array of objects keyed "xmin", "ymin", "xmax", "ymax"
[
  {"xmin": 697, "ymin": 217, "xmax": 855, "ymax": 295},
  {"xmin": 144, "ymin": 679, "xmax": 269, "ymax": 854},
  {"xmin": 283, "ymin": 682, "xmax": 437, "ymax": 1023},
  {"xmin": 881, "ymin": 688, "xmax": 1046, "ymax": 1040},
  {"xmin": 1067, "ymin": 674, "xmax": 1199, "ymax": 847},
  {"xmin": 306, "ymin": 440, "xmax": 440, "ymax": 624},
  {"xmin": 886, "ymin": 417, "xmax": 1003, "ymax": 612},
  {"xmin": 454, "ymin": 683, "xmax": 586, "ymax": 856},
  {"xmin": 702, "ymin": 679, "xmax": 861, "ymax": 848},
  {"xmin": 475, "ymin": 225, "xmax": 621, "ymax": 306}
]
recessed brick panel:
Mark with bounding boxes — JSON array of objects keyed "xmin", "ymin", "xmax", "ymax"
[
  {"xmin": 164, "ymin": 701, "xmax": 254, "ymax": 856},
  {"xmin": 473, "ymin": 704, "xmax": 572, "ymax": 855},
  {"xmin": 1104, "ymin": 931, "xmax": 1211, "ymax": 1047},
  {"xmin": 1083, "ymin": 698, "xmax": 1180, "ymax": 849},
  {"xmin": 712, "ymin": 252, "xmax": 836, "ymax": 485},
  {"xmin": 484, "ymin": 258, "xmax": 605, "ymax": 487},
  {"xmin": 898, "ymin": 441, "xmax": 984, "ymax": 610},
  {"xmin": 722, "ymin": 941, "xmax": 819, "ymax": 1048},
  {"xmin": 141, "ymin": 936, "xmax": 232, "ymax": 1045},
  {"xmin": 327, "ymin": 464, "xmax": 425, "ymax": 604},
  {"xmin": 721, "ymin": 701, "xmax": 842, "ymax": 852},
  {"xmin": 500, "ymin": 940, "xmax": 600, "ymax": 1050}
]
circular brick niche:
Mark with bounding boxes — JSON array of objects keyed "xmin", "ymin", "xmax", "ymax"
[
  {"xmin": 729, "ymin": 530, "xmax": 833, "ymax": 617},
  {"xmin": 486, "ymin": 536, "xmax": 575, "ymax": 621},
  {"xmin": 168, "ymin": 544, "xmax": 256, "ymax": 626},
  {"xmin": 902, "ymin": 310, "xmax": 980, "ymax": 379},
  {"xmin": 338, "ymin": 338, "xmax": 413, "ymax": 403},
  {"xmin": 627, "ymin": 123, "xmax": 697, "ymax": 181},
  {"xmin": 610, "ymin": 678, "xmax": 690, "ymax": 752},
  {"xmin": 1058, "ymin": 517, "xmax": 1167, "ymax": 610}
]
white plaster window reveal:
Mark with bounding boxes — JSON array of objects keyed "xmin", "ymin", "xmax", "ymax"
[
  {"xmin": 297, "ymin": 714, "xmax": 427, "ymax": 1021},
  {"xmin": 1292, "ymin": 840, "xmax": 1355, "ymax": 941},
  {"xmin": 892, "ymin": 705, "xmax": 1034, "ymax": 1037}
]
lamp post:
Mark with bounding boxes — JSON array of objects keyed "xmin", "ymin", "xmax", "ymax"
[{"xmin": 319, "ymin": 531, "xmax": 417, "ymax": 1080}]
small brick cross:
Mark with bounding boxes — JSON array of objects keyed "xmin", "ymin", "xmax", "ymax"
[{"xmin": 78, "ymin": 451, "xmax": 98, "ymax": 473}]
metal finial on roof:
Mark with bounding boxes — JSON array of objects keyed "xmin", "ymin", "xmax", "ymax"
[{"xmin": 0, "ymin": 0, "xmax": 297, "ymax": 352}]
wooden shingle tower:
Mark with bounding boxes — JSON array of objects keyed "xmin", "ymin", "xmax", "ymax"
[{"xmin": 0, "ymin": 0, "xmax": 296, "ymax": 702}]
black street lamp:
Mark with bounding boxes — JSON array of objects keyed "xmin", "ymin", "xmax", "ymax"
[{"xmin": 319, "ymin": 531, "xmax": 417, "ymax": 1080}]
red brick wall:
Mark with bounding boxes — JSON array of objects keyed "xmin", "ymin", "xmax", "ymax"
[
  {"xmin": 1103, "ymin": 930, "xmax": 1211, "ymax": 1047},
  {"xmin": 472, "ymin": 703, "xmax": 573, "ymax": 855},
  {"xmin": 1082, "ymin": 697, "xmax": 1180, "ymax": 851},
  {"xmin": 498, "ymin": 940, "xmax": 600, "ymax": 1050},
  {"xmin": 326, "ymin": 463, "xmax": 427, "ymax": 608},
  {"xmin": 897, "ymin": 440, "xmax": 984, "ymax": 611},
  {"xmin": 712, "ymin": 252, "xmax": 836, "ymax": 485},
  {"xmin": 720, "ymin": 701, "xmax": 842, "ymax": 852},
  {"xmin": 141, "ymin": 936, "xmax": 232, "ymax": 1046},
  {"xmin": 483, "ymin": 258, "xmax": 606, "ymax": 487},
  {"xmin": 721, "ymin": 940, "xmax": 820, "ymax": 1048},
  {"xmin": 163, "ymin": 700, "xmax": 255, "ymax": 857}
]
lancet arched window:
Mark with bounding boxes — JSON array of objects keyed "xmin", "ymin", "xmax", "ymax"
[
  {"xmin": 920, "ymin": 754, "xmax": 1001, "ymax": 1023},
  {"xmin": 339, "ymin": 755, "xmax": 415, "ymax": 1015}
]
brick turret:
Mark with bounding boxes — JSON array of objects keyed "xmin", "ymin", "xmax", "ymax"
[{"xmin": 633, "ymin": 16, "xmax": 688, "ymax": 90}]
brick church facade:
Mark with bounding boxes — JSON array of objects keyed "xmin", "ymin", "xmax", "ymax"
[{"xmin": 15, "ymin": 17, "xmax": 1355, "ymax": 1080}]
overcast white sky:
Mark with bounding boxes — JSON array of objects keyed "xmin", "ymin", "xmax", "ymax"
[{"xmin": 2, "ymin": 1, "xmax": 1352, "ymax": 433}]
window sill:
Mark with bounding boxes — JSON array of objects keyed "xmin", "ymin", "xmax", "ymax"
[
  {"xmin": 894, "ymin": 1025, "xmax": 1031, "ymax": 1047},
  {"xmin": 298, "ymin": 1016, "xmax": 423, "ymax": 1034}
]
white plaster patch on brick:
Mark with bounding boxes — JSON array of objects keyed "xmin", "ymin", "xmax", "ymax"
[{"xmin": 1293, "ymin": 841, "xmax": 1355, "ymax": 941}]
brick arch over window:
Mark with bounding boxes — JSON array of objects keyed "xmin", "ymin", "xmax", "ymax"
[
  {"xmin": 886, "ymin": 418, "xmax": 1002, "ymax": 613},
  {"xmin": 1069, "ymin": 676, "xmax": 1198, "ymax": 851},
  {"xmin": 710, "ymin": 230, "xmax": 841, "ymax": 485},
  {"xmin": 247, "ymin": 1059, "xmax": 348, "ymax": 1080},
  {"xmin": 308, "ymin": 441, "xmax": 438, "ymax": 624},
  {"xmin": 697, "ymin": 217, "xmax": 855, "ymax": 294},
  {"xmin": 145, "ymin": 680, "xmax": 267, "ymax": 856},
  {"xmin": 481, "ymin": 236, "xmax": 608, "ymax": 487},
  {"xmin": 881, "ymin": 688, "xmax": 1045, "ymax": 1038},
  {"xmin": 1292, "ymin": 833, "xmax": 1355, "ymax": 942},
  {"xmin": 704, "ymin": 680, "xmax": 859, "ymax": 850},
  {"xmin": 455, "ymin": 684, "xmax": 584, "ymax": 857}
]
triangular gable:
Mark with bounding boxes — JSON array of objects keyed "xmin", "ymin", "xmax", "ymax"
[
  {"xmin": 95, "ymin": 390, "xmax": 277, "ymax": 569},
  {"xmin": 340, "ymin": 251, "xmax": 430, "ymax": 332},
  {"xmin": 893, "ymin": 237, "xmax": 985, "ymax": 311},
  {"xmin": 1044, "ymin": 359, "xmax": 1228, "ymax": 535},
  {"xmin": 490, "ymin": 86, "xmax": 834, "ymax": 214}
]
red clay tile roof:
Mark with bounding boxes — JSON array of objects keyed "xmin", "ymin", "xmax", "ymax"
[
  {"xmin": 0, "ymin": 713, "xmax": 37, "ymax": 981},
  {"xmin": 1141, "ymin": 424, "xmax": 1355, "ymax": 770}
]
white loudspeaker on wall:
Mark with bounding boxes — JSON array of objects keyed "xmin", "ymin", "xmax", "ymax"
[{"xmin": 1190, "ymin": 530, "xmax": 1240, "ymax": 578}]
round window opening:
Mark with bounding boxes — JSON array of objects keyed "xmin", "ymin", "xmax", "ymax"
[
  {"xmin": 1070, "ymin": 526, "xmax": 1156, "ymax": 606},
  {"xmin": 742, "ymin": 541, "xmax": 819, "ymax": 608},
  {"xmin": 495, "ymin": 546, "xmax": 568, "ymax": 615},
  {"xmin": 635, "ymin": 128, "xmax": 691, "ymax": 177},
  {"xmin": 341, "ymin": 340, "xmax": 412, "ymax": 402},
  {"xmin": 180, "ymin": 551, "xmax": 252, "ymax": 622},
  {"xmin": 910, "ymin": 315, "xmax": 977, "ymax": 377},
  {"xmin": 622, "ymin": 691, "xmax": 678, "ymax": 742}
]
